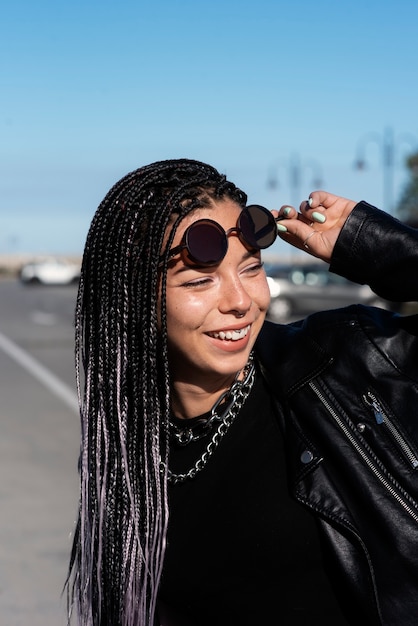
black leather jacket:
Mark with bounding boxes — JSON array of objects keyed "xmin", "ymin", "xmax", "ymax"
[{"xmin": 255, "ymin": 202, "xmax": 418, "ymax": 625}]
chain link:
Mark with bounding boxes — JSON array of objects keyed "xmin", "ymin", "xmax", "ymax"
[{"xmin": 164, "ymin": 356, "xmax": 256, "ymax": 485}]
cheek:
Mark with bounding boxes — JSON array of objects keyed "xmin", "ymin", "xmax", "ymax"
[
  {"xmin": 251, "ymin": 276, "xmax": 271, "ymax": 311},
  {"xmin": 262, "ymin": 281, "xmax": 272, "ymax": 308},
  {"xmin": 166, "ymin": 291, "xmax": 210, "ymax": 330}
]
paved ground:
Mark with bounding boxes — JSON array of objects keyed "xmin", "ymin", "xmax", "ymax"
[{"xmin": 0, "ymin": 282, "xmax": 80, "ymax": 625}]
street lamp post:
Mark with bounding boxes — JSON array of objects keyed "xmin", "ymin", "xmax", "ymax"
[
  {"xmin": 267, "ymin": 153, "xmax": 323, "ymax": 208},
  {"xmin": 354, "ymin": 127, "xmax": 417, "ymax": 214}
]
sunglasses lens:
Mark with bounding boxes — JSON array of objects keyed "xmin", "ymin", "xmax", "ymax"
[
  {"xmin": 186, "ymin": 220, "xmax": 227, "ymax": 265},
  {"xmin": 240, "ymin": 205, "xmax": 277, "ymax": 249}
]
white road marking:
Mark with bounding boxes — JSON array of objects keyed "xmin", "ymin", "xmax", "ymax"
[{"xmin": 0, "ymin": 330, "xmax": 79, "ymax": 414}]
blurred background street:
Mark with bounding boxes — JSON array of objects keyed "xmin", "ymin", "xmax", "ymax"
[{"xmin": 0, "ymin": 279, "xmax": 80, "ymax": 626}]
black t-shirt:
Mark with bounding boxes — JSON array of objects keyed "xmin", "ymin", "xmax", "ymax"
[{"xmin": 158, "ymin": 371, "xmax": 350, "ymax": 625}]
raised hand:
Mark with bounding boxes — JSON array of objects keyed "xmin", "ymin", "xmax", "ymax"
[{"xmin": 273, "ymin": 191, "xmax": 357, "ymax": 263}]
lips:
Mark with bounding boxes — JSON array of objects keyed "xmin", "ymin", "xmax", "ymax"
[{"xmin": 208, "ymin": 324, "xmax": 250, "ymax": 341}]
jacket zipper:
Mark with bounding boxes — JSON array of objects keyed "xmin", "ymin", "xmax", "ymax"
[
  {"xmin": 309, "ymin": 381, "xmax": 418, "ymax": 524},
  {"xmin": 363, "ymin": 391, "xmax": 418, "ymax": 469}
]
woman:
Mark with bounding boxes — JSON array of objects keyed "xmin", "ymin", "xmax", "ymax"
[{"xmin": 67, "ymin": 158, "xmax": 418, "ymax": 625}]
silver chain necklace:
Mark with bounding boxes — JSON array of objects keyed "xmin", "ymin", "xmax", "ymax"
[{"xmin": 166, "ymin": 354, "xmax": 256, "ymax": 485}]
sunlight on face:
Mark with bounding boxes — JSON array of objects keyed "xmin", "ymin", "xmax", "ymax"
[{"xmin": 163, "ymin": 199, "xmax": 271, "ymax": 388}]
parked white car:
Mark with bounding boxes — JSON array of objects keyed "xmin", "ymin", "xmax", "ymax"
[
  {"xmin": 19, "ymin": 257, "xmax": 80, "ymax": 285},
  {"xmin": 265, "ymin": 261, "xmax": 394, "ymax": 321}
]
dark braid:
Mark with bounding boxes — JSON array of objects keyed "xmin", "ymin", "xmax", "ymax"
[{"xmin": 66, "ymin": 159, "xmax": 247, "ymax": 626}]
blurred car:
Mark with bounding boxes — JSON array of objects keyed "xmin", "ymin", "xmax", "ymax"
[
  {"xmin": 265, "ymin": 261, "xmax": 391, "ymax": 321},
  {"xmin": 19, "ymin": 257, "xmax": 80, "ymax": 286}
]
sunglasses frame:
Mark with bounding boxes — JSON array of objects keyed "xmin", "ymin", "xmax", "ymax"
[{"xmin": 161, "ymin": 204, "xmax": 278, "ymax": 267}]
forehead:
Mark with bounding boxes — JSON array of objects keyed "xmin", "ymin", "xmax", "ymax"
[{"xmin": 173, "ymin": 198, "xmax": 242, "ymax": 239}]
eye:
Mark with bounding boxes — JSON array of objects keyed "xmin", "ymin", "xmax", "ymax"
[
  {"xmin": 182, "ymin": 276, "xmax": 214, "ymax": 288},
  {"xmin": 242, "ymin": 261, "xmax": 264, "ymax": 275}
]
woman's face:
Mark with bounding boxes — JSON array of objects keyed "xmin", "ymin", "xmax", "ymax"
[{"xmin": 164, "ymin": 199, "xmax": 271, "ymax": 386}]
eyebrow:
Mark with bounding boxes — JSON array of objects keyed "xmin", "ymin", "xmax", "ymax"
[{"xmin": 169, "ymin": 249, "xmax": 260, "ymax": 275}]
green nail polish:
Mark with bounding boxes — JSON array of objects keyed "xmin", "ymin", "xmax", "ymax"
[
  {"xmin": 283, "ymin": 207, "xmax": 292, "ymax": 216},
  {"xmin": 277, "ymin": 223, "xmax": 288, "ymax": 232},
  {"xmin": 312, "ymin": 211, "xmax": 326, "ymax": 224}
]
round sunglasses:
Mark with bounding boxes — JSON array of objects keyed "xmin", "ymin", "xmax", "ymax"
[{"xmin": 161, "ymin": 204, "xmax": 280, "ymax": 267}]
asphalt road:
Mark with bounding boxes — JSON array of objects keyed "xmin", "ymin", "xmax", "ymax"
[{"xmin": 0, "ymin": 279, "xmax": 80, "ymax": 626}]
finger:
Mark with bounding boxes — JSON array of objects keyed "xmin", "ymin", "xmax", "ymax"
[
  {"xmin": 276, "ymin": 205, "xmax": 297, "ymax": 219},
  {"xmin": 277, "ymin": 216, "xmax": 319, "ymax": 246},
  {"xmin": 277, "ymin": 213, "xmax": 336, "ymax": 262},
  {"xmin": 273, "ymin": 205, "xmax": 298, "ymax": 232},
  {"xmin": 278, "ymin": 227, "xmax": 333, "ymax": 261},
  {"xmin": 302, "ymin": 230, "xmax": 320, "ymax": 250},
  {"xmin": 308, "ymin": 190, "xmax": 357, "ymax": 214},
  {"xmin": 299, "ymin": 199, "xmax": 327, "ymax": 225},
  {"xmin": 308, "ymin": 190, "xmax": 339, "ymax": 209}
]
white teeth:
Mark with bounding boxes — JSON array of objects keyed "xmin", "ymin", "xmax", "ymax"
[{"xmin": 210, "ymin": 325, "xmax": 250, "ymax": 341}]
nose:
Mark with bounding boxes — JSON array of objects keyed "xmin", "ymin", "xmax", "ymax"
[{"xmin": 218, "ymin": 273, "xmax": 252, "ymax": 317}]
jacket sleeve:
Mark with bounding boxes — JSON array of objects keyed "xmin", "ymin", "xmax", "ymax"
[{"xmin": 329, "ymin": 201, "xmax": 418, "ymax": 302}]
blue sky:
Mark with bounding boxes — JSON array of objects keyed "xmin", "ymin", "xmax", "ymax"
[{"xmin": 1, "ymin": 0, "xmax": 418, "ymax": 255}]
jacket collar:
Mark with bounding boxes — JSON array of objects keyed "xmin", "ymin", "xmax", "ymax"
[
  {"xmin": 255, "ymin": 308, "xmax": 418, "ymax": 393},
  {"xmin": 357, "ymin": 308, "xmax": 418, "ymax": 383},
  {"xmin": 255, "ymin": 318, "xmax": 333, "ymax": 397}
]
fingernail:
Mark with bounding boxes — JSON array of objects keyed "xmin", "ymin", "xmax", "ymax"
[
  {"xmin": 312, "ymin": 211, "xmax": 326, "ymax": 224},
  {"xmin": 277, "ymin": 223, "xmax": 288, "ymax": 232},
  {"xmin": 308, "ymin": 197, "xmax": 313, "ymax": 207},
  {"xmin": 283, "ymin": 207, "xmax": 292, "ymax": 216}
]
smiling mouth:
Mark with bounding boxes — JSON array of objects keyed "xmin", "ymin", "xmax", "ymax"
[{"xmin": 208, "ymin": 324, "xmax": 250, "ymax": 341}]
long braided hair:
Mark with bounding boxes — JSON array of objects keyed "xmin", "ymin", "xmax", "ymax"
[{"xmin": 67, "ymin": 159, "xmax": 247, "ymax": 625}]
